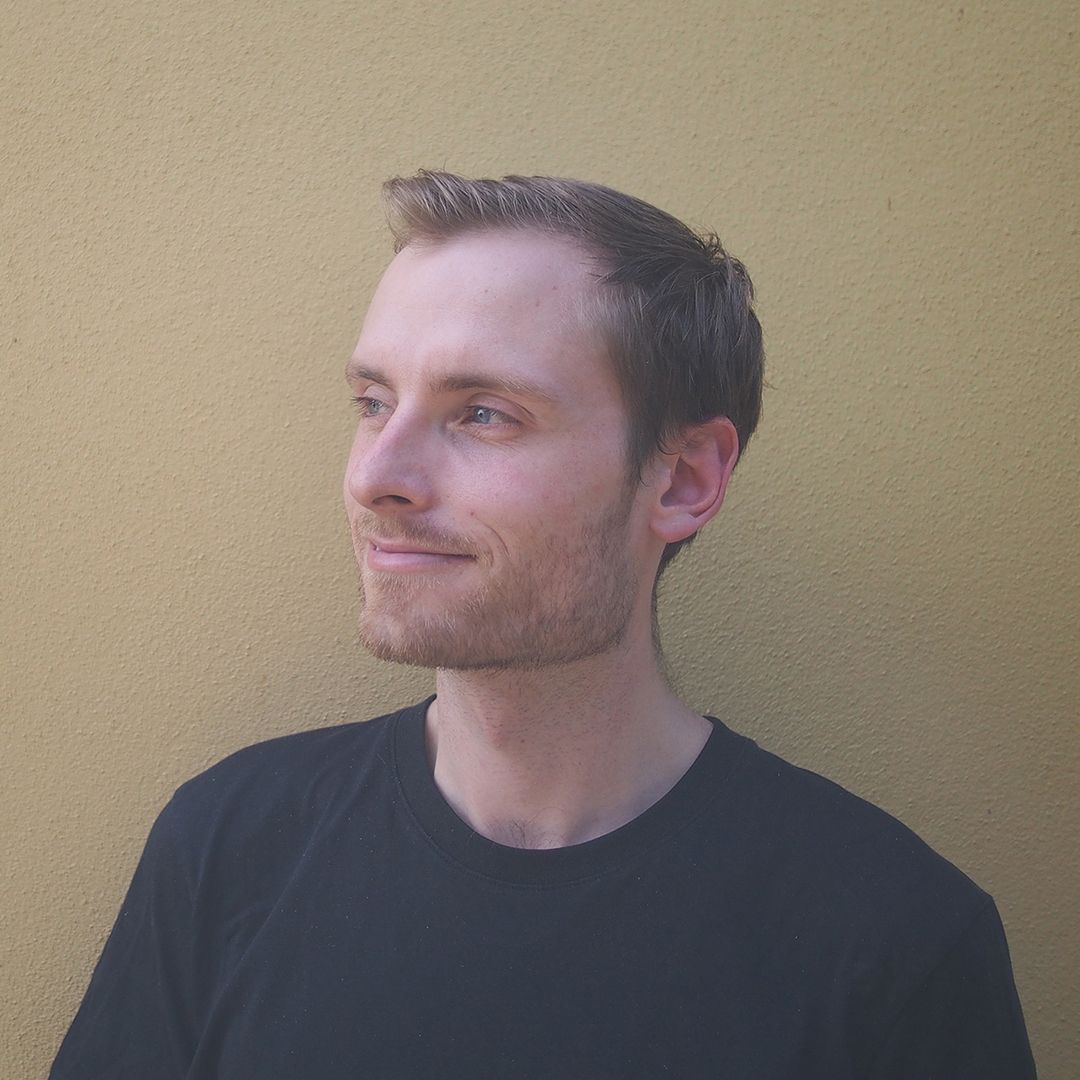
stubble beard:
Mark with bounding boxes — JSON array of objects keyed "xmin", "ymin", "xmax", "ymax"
[{"xmin": 353, "ymin": 493, "xmax": 640, "ymax": 672}]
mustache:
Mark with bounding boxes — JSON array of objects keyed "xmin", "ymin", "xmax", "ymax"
[{"xmin": 348, "ymin": 517, "xmax": 481, "ymax": 558}]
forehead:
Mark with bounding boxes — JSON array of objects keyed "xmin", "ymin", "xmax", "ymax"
[{"xmin": 355, "ymin": 230, "xmax": 607, "ymax": 373}]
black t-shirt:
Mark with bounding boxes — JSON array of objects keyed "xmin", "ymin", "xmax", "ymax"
[{"xmin": 51, "ymin": 698, "xmax": 1036, "ymax": 1078}]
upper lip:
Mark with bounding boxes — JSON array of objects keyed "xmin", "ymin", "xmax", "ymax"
[{"xmin": 369, "ymin": 538, "xmax": 469, "ymax": 557}]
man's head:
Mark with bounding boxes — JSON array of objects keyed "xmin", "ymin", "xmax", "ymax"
[
  {"xmin": 380, "ymin": 170, "xmax": 764, "ymax": 575},
  {"xmin": 344, "ymin": 172, "xmax": 763, "ymax": 671}
]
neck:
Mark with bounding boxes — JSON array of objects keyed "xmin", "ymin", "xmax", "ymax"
[{"xmin": 425, "ymin": 623, "xmax": 712, "ymax": 849}]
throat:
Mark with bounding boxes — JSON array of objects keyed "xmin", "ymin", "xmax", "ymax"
[
  {"xmin": 482, "ymin": 817, "xmax": 583, "ymax": 851},
  {"xmin": 423, "ymin": 685, "xmax": 713, "ymax": 851}
]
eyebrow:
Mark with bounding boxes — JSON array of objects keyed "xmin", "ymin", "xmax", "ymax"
[{"xmin": 345, "ymin": 360, "xmax": 559, "ymax": 406}]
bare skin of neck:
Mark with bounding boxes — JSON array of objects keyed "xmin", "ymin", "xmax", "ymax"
[{"xmin": 425, "ymin": 614, "xmax": 713, "ymax": 850}]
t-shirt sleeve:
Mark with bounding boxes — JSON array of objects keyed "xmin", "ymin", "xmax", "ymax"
[
  {"xmin": 49, "ymin": 794, "xmax": 209, "ymax": 1079},
  {"xmin": 866, "ymin": 898, "xmax": 1037, "ymax": 1079}
]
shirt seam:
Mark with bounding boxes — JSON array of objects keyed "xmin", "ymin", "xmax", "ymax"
[{"xmin": 862, "ymin": 894, "xmax": 997, "ymax": 1077}]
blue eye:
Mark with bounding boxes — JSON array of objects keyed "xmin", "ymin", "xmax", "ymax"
[
  {"xmin": 467, "ymin": 406, "xmax": 504, "ymax": 425},
  {"xmin": 352, "ymin": 396, "xmax": 388, "ymax": 417}
]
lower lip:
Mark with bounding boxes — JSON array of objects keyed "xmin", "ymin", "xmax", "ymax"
[{"xmin": 366, "ymin": 544, "xmax": 474, "ymax": 573}]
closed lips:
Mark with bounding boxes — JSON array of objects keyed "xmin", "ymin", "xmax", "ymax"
[{"xmin": 370, "ymin": 541, "xmax": 470, "ymax": 556}]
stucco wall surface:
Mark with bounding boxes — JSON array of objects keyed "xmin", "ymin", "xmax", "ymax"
[{"xmin": 3, "ymin": 1, "xmax": 1077, "ymax": 1075}]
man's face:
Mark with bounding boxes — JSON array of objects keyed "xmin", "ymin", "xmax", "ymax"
[{"xmin": 343, "ymin": 230, "xmax": 656, "ymax": 671}]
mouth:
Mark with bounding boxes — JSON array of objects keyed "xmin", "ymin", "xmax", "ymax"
[{"xmin": 365, "ymin": 539, "xmax": 475, "ymax": 573}]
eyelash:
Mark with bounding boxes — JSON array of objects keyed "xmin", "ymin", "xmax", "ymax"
[
  {"xmin": 351, "ymin": 396, "xmax": 388, "ymax": 418},
  {"xmin": 350, "ymin": 396, "xmax": 516, "ymax": 428}
]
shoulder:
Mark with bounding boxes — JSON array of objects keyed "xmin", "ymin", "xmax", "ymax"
[
  {"xmin": 704, "ymin": 730, "xmax": 1028, "ymax": 1068},
  {"xmin": 153, "ymin": 700, "xmax": 421, "ymax": 863},
  {"xmin": 710, "ymin": 726, "xmax": 992, "ymax": 959}
]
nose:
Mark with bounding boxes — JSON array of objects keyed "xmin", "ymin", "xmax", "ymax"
[{"xmin": 345, "ymin": 410, "xmax": 436, "ymax": 514}]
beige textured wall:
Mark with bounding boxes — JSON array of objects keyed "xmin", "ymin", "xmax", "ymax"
[{"xmin": 3, "ymin": 1, "xmax": 1077, "ymax": 1074}]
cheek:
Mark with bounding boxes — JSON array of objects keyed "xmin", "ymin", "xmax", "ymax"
[{"xmin": 463, "ymin": 453, "xmax": 623, "ymax": 536}]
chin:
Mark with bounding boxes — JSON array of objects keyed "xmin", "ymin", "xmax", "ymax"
[
  {"xmin": 357, "ymin": 610, "xmax": 448, "ymax": 668},
  {"xmin": 357, "ymin": 615, "xmax": 488, "ymax": 670},
  {"xmin": 357, "ymin": 608, "xmax": 633, "ymax": 673}
]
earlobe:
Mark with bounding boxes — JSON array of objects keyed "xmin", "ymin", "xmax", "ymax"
[{"xmin": 652, "ymin": 417, "xmax": 740, "ymax": 545}]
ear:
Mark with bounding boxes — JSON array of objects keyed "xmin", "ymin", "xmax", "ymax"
[{"xmin": 649, "ymin": 417, "xmax": 740, "ymax": 546}]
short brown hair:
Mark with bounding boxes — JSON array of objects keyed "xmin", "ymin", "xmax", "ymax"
[{"xmin": 382, "ymin": 170, "xmax": 764, "ymax": 574}]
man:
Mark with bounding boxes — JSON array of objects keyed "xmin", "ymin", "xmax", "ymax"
[{"xmin": 52, "ymin": 171, "xmax": 1036, "ymax": 1078}]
